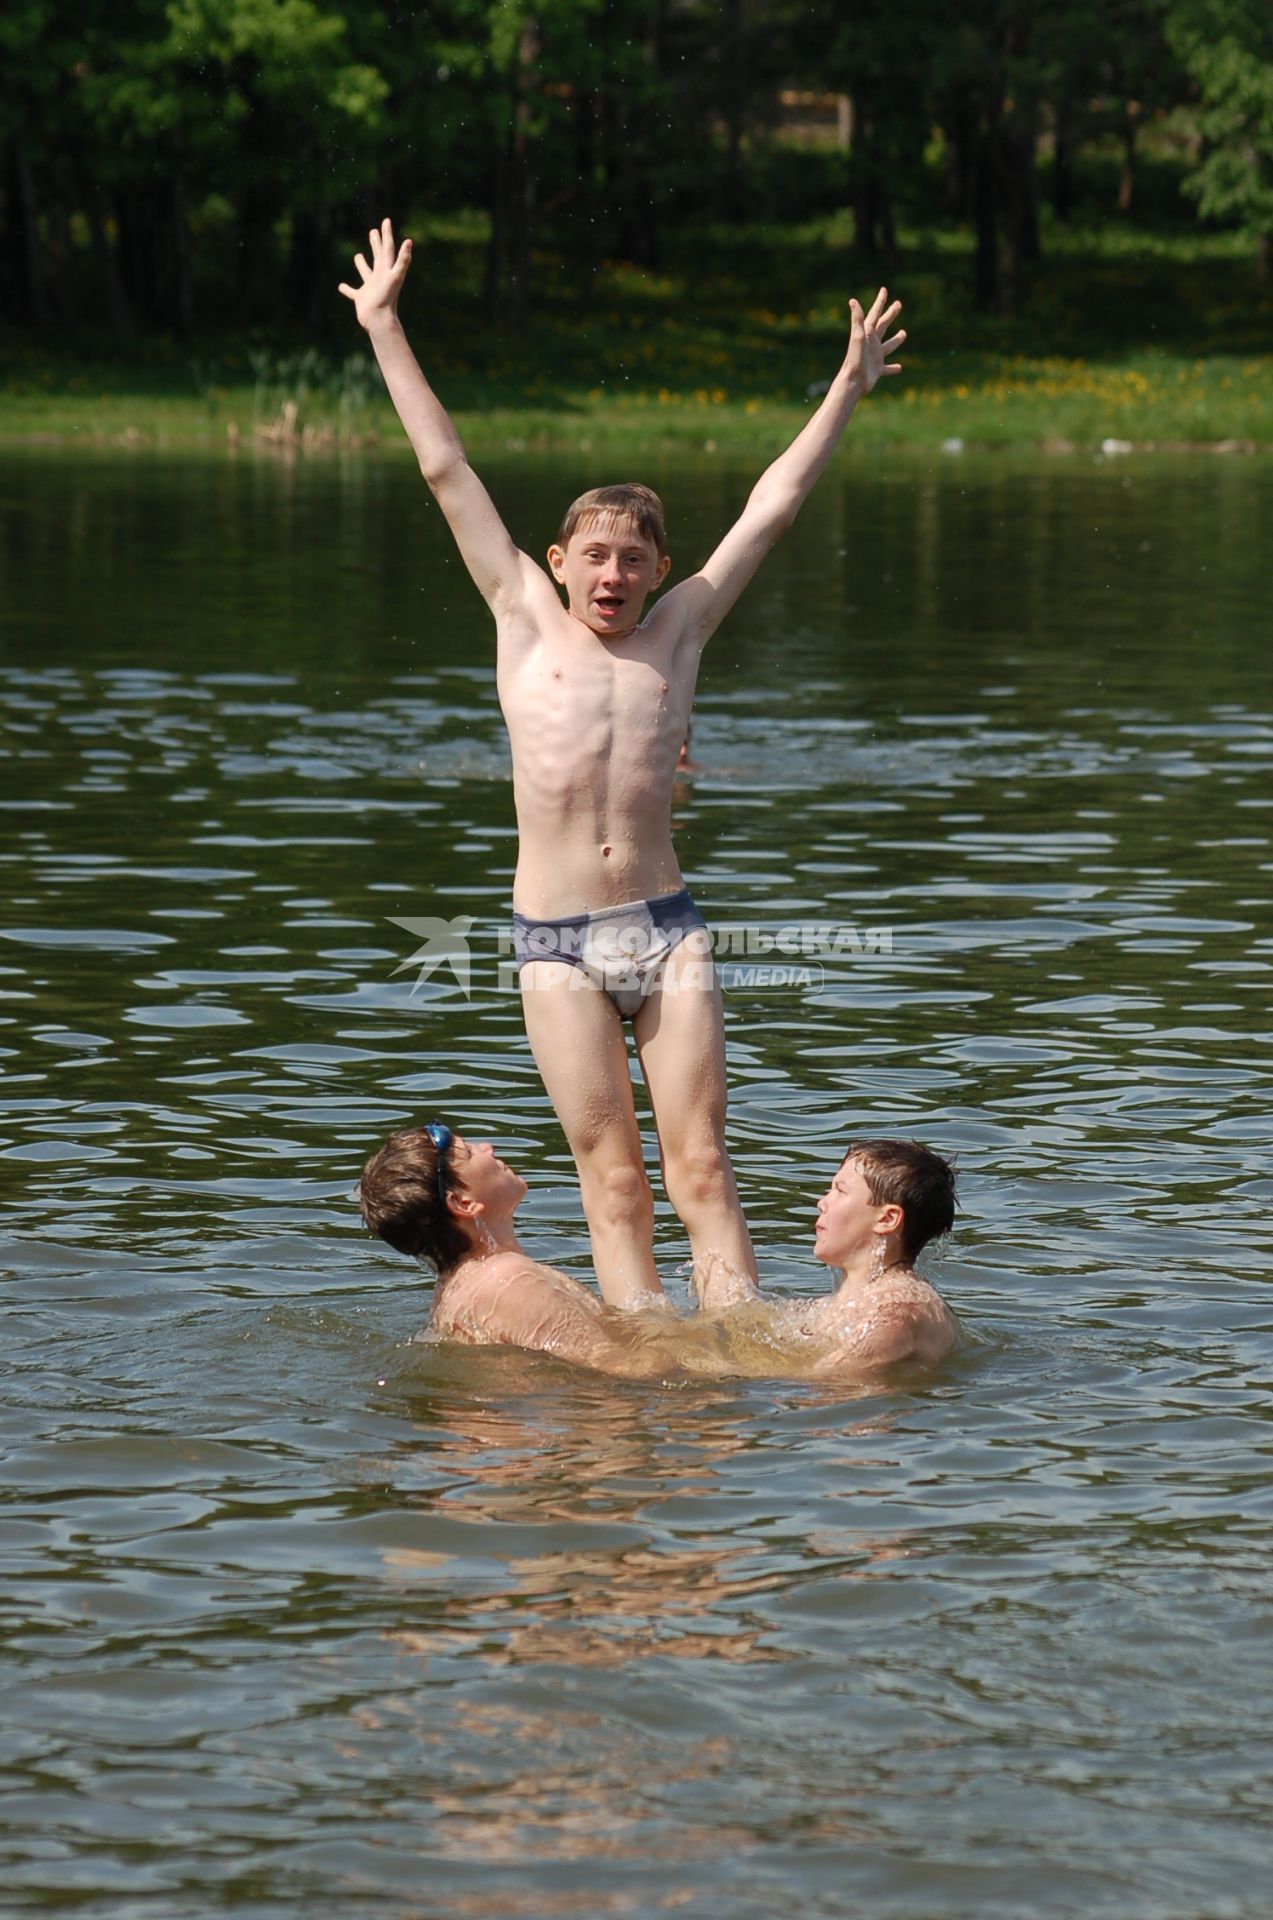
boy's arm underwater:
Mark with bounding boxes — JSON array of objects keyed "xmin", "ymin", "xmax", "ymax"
[
  {"xmin": 659, "ymin": 289, "xmax": 905, "ymax": 647},
  {"xmin": 340, "ymin": 219, "xmax": 541, "ymax": 620}
]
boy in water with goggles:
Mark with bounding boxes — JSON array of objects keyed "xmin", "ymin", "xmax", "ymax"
[{"xmin": 341, "ymin": 219, "xmax": 904, "ymax": 1310}]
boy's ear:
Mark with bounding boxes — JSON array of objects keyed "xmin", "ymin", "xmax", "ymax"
[
  {"xmin": 653, "ymin": 553, "xmax": 671, "ymax": 586},
  {"xmin": 546, "ymin": 543, "xmax": 567, "ymax": 581},
  {"xmin": 877, "ymin": 1202, "xmax": 904, "ymax": 1235}
]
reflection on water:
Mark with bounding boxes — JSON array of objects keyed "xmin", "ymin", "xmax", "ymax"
[{"xmin": 2, "ymin": 449, "xmax": 1272, "ymax": 1918}]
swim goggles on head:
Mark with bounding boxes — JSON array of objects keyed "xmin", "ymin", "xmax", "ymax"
[{"xmin": 425, "ymin": 1121, "xmax": 453, "ymax": 1213}]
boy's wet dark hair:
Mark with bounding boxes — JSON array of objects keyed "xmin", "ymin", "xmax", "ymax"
[
  {"xmin": 357, "ymin": 1126, "xmax": 470, "ymax": 1274},
  {"xmin": 844, "ymin": 1139, "xmax": 957, "ymax": 1263},
  {"xmin": 556, "ymin": 483, "xmax": 667, "ymax": 557}
]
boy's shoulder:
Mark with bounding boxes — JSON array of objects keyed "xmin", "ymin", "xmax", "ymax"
[
  {"xmin": 814, "ymin": 1275, "xmax": 959, "ymax": 1372},
  {"xmin": 431, "ymin": 1252, "xmax": 603, "ymax": 1347}
]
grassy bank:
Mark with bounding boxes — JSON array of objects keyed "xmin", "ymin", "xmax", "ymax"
[
  {"xmin": 3, "ymin": 211, "xmax": 1271, "ymax": 455},
  {"xmin": 2, "ymin": 351, "xmax": 1268, "ymax": 456}
]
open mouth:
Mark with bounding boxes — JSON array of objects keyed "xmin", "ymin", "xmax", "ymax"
[{"xmin": 594, "ymin": 596, "xmax": 624, "ymax": 616}]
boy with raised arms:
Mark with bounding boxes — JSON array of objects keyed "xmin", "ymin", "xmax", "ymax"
[{"xmin": 341, "ymin": 219, "xmax": 905, "ymax": 1311}]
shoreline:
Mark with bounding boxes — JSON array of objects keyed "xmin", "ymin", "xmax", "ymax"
[
  {"xmin": 2, "ymin": 434, "xmax": 1265, "ymax": 458},
  {"xmin": 2, "ymin": 354, "xmax": 1270, "ymax": 460},
  {"xmin": 1, "ymin": 415, "xmax": 1268, "ymax": 461}
]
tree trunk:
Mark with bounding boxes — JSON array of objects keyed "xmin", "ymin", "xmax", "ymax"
[
  {"xmin": 851, "ymin": 142, "xmax": 876, "ymax": 256},
  {"xmin": 234, "ymin": 186, "xmax": 276, "ymax": 319},
  {"xmin": 881, "ymin": 183, "xmax": 897, "ymax": 259},
  {"xmin": 724, "ymin": 113, "xmax": 745, "ymax": 224},
  {"xmin": 508, "ymin": 18, "xmax": 539, "ymax": 333},
  {"xmin": 171, "ymin": 179, "xmax": 193, "ymax": 336},
  {"xmin": 943, "ymin": 106, "xmax": 975, "ymax": 221},
  {"xmin": 850, "ymin": 103, "xmax": 892, "ymax": 260},
  {"xmin": 113, "ymin": 179, "xmax": 196, "ymax": 333},
  {"xmin": 44, "ymin": 182, "xmax": 75, "ymax": 324},
  {"xmin": 973, "ymin": 120, "xmax": 999, "ymax": 312},
  {"xmin": 485, "ymin": 128, "xmax": 509, "ymax": 325},
  {"xmin": 610, "ymin": 96, "xmax": 659, "ymax": 270},
  {"xmin": 574, "ymin": 90, "xmax": 604, "ymax": 303},
  {"xmin": 6, "ymin": 144, "xmax": 49, "ymax": 324},
  {"xmin": 722, "ymin": 0, "xmax": 745, "ymax": 222},
  {"xmin": 486, "ymin": 20, "xmax": 539, "ymax": 331},
  {"xmin": 85, "ymin": 181, "xmax": 134, "ymax": 340},
  {"xmin": 1118, "ymin": 112, "xmax": 1137, "ymax": 214},
  {"xmin": 1052, "ymin": 119, "xmax": 1074, "ymax": 222},
  {"xmin": 1007, "ymin": 112, "xmax": 1040, "ymax": 266},
  {"xmin": 287, "ymin": 204, "xmax": 332, "ymax": 336}
]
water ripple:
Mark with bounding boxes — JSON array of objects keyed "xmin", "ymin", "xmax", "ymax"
[{"xmin": 1, "ymin": 452, "xmax": 1272, "ymax": 1918}]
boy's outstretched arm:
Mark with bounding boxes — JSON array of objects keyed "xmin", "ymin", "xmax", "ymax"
[
  {"xmin": 663, "ymin": 289, "xmax": 905, "ymax": 645},
  {"xmin": 340, "ymin": 219, "xmax": 530, "ymax": 616}
]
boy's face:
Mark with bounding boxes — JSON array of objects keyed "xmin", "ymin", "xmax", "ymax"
[
  {"xmin": 547, "ymin": 516, "xmax": 670, "ymax": 638},
  {"xmin": 814, "ymin": 1156, "xmax": 900, "ymax": 1269},
  {"xmin": 450, "ymin": 1135, "xmax": 528, "ymax": 1216}
]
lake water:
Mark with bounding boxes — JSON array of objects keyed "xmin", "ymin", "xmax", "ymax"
[{"xmin": 2, "ymin": 446, "xmax": 1271, "ymax": 1917}]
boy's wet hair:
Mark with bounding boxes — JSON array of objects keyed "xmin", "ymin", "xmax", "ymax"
[
  {"xmin": 556, "ymin": 483, "xmax": 667, "ymax": 557},
  {"xmin": 843, "ymin": 1139, "xmax": 957, "ymax": 1263},
  {"xmin": 357, "ymin": 1127, "xmax": 470, "ymax": 1274}
]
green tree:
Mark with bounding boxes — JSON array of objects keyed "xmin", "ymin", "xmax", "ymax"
[
  {"xmin": 0, "ymin": 0, "xmax": 140, "ymax": 326},
  {"xmin": 477, "ymin": 0, "xmax": 682, "ymax": 325},
  {"xmin": 1028, "ymin": 0, "xmax": 1175, "ymax": 221},
  {"xmin": 927, "ymin": 5, "xmax": 1049, "ymax": 311},
  {"xmin": 789, "ymin": 0, "xmax": 929, "ymax": 262},
  {"xmin": 1, "ymin": 0, "xmax": 392, "ymax": 334},
  {"xmin": 1167, "ymin": 0, "xmax": 1273, "ymax": 272},
  {"xmin": 136, "ymin": 0, "xmax": 390, "ymax": 326}
]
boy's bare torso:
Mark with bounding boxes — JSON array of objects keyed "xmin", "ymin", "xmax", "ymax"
[
  {"xmin": 496, "ymin": 585, "xmax": 698, "ymax": 918},
  {"xmin": 427, "ymin": 1250, "xmax": 958, "ymax": 1381}
]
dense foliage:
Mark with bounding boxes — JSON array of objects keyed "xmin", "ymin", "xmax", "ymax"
[{"xmin": 3, "ymin": 0, "xmax": 1271, "ymax": 341}]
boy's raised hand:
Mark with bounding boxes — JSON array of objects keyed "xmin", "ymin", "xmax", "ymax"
[
  {"xmin": 845, "ymin": 289, "xmax": 906, "ymax": 395},
  {"xmin": 339, "ymin": 217, "xmax": 412, "ymax": 332}
]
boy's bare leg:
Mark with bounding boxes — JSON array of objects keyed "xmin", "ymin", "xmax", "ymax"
[
  {"xmin": 633, "ymin": 942, "xmax": 761, "ymax": 1298},
  {"xmin": 520, "ymin": 965, "xmax": 667, "ymax": 1310}
]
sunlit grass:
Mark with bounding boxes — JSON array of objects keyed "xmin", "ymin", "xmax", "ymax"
[
  {"xmin": 1, "ymin": 352, "xmax": 1269, "ymax": 453},
  {"xmin": 2, "ymin": 205, "xmax": 1271, "ymax": 451}
]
